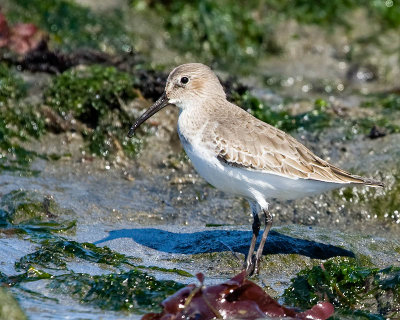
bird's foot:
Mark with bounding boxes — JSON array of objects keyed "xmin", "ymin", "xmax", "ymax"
[{"xmin": 244, "ymin": 255, "xmax": 261, "ymax": 277}]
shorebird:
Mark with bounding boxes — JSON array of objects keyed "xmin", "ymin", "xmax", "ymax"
[{"xmin": 128, "ymin": 63, "xmax": 384, "ymax": 276}]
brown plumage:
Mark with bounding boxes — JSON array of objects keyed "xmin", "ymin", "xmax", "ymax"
[{"xmin": 211, "ymin": 102, "xmax": 383, "ymax": 187}]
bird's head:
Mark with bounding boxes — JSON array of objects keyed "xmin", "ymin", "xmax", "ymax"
[{"xmin": 128, "ymin": 63, "xmax": 225, "ymax": 137}]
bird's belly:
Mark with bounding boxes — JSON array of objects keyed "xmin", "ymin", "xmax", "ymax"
[
  {"xmin": 182, "ymin": 141, "xmax": 254, "ymax": 198},
  {"xmin": 180, "ymin": 137, "xmax": 343, "ymax": 202}
]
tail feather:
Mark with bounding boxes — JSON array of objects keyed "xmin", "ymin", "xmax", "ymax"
[
  {"xmin": 329, "ymin": 166, "xmax": 384, "ymax": 187},
  {"xmin": 353, "ymin": 175, "xmax": 385, "ymax": 188}
]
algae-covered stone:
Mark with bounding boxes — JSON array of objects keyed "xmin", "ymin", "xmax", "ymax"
[
  {"xmin": 0, "ymin": 64, "xmax": 26, "ymax": 105},
  {"xmin": 15, "ymin": 239, "xmax": 132, "ymax": 271},
  {"xmin": 44, "ymin": 65, "xmax": 141, "ymax": 158},
  {"xmin": 0, "ymin": 287, "xmax": 27, "ymax": 320},
  {"xmin": 0, "ymin": 190, "xmax": 75, "ymax": 225},
  {"xmin": 0, "ymin": 64, "xmax": 46, "ymax": 174},
  {"xmin": 48, "ymin": 269, "xmax": 184, "ymax": 313},
  {"xmin": 44, "ymin": 65, "xmax": 135, "ymax": 118},
  {"xmin": 283, "ymin": 257, "xmax": 400, "ymax": 319}
]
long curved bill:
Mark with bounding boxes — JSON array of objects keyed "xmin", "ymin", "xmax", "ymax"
[{"xmin": 127, "ymin": 92, "xmax": 169, "ymax": 138}]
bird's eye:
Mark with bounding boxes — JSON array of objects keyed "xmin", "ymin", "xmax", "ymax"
[{"xmin": 180, "ymin": 76, "xmax": 189, "ymax": 84}]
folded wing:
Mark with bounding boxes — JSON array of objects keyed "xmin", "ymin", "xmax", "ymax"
[{"xmin": 212, "ymin": 105, "xmax": 383, "ymax": 187}]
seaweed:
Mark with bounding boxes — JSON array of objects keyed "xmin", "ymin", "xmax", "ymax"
[
  {"xmin": 48, "ymin": 269, "xmax": 184, "ymax": 313},
  {"xmin": 284, "ymin": 257, "xmax": 400, "ymax": 318},
  {"xmin": 44, "ymin": 65, "xmax": 141, "ymax": 158},
  {"xmin": 15, "ymin": 239, "xmax": 132, "ymax": 271},
  {"xmin": 0, "ymin": 64, "xmax": 47, "ymax": 174},
  {"xmin": 234, "ymin": 91, "xmax": 332, "ymax": 132},
  {"xmin": 0, "ymin": 63, "xmax": 26, "ymax": 104}
]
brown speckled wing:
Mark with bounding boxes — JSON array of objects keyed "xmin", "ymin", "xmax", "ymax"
[{"xmin": 212, "ymin": 104, "xmax": 383, "ymax": 186}]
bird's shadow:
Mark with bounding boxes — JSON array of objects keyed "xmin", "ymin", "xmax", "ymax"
[{"xmin": 94, "ymin": 228, "xmax": 354, "ymax": 259}]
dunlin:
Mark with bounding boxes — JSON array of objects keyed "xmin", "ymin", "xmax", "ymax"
[{"xmin": 128, "ymin": 63, "xmax": 384, "ymax": 276}]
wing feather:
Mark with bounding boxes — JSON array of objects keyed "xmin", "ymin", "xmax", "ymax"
[{"xmin": 211, "ymin": 104, "xmax": 382, "ymax": 186}]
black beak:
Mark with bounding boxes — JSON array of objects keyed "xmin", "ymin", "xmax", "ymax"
[{"xmin": 127, "ymin": 92, "xmax": 169, "ymax": 138}]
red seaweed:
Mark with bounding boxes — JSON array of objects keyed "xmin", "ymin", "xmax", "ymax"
[
  {"xmin": 0, "ymin": 11, "xmax": 46, "ymax": 54},
  {"xmin": 142, "ymin": 271, "xmax": 334, "ymax": 320}
]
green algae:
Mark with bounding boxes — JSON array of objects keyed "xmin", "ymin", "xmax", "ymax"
[
  {"xmin": 1, "ymin": 104, "xmax": 46, "ymax": 141},
  {"xmin": 15, "ymin": 239, "xmax": 133, "ymax": 271},
  {"xmin": 269, "ymin": 0, "xmax": 400, "ymax": 29},
  {"xmin": 138, "ymin": 265, "xmax": 193, "ymax": 277},
  {"xmin": 0, "ymin": 287, "xmax": 27, "ymax": 320},
  {"xmin": 133, "ymin": 0, "xmax": 279, "ymax": 66},
  {"xmin": 44, "ymin": 66, "xmax": 135, "ymax": 119},
  {"xmin": 271, "ymin": 0, "xmax": 356, "ymax": 27},
  {"xmin": 0, "ymin": 64, "xmax": 46, "ymax": 175},
  {"xmin": 7, "ymin": 266, "xmax": 182, "ymax": 313},
  {"xmin": 8, "ymin": 266, "xmax": 52, "ymax": 286},
  {"xmin": 17, "ymin": 220, "xmax": 77, "ymax": 235},
  {"xmin": 3, "ymin": 0, "xmax": 133, "ymax": 53},
  {"xmin": 0, "ymin": 190, "xmax": 77, "ymax": 241},
  {"xmin": 44, "ymin": 65, "xmax": 141, "ymax": 158},
  {"xmin": 381, "ymin": 94, "xmax": 400, "ymax": 111},
  {"xmin": 363, "ymin": 93, "xmax": 400, "ymax": 112},
  {"xmin": 1, "ymin": 217, "xmax": 185, "ymax": 314},
  {"xmin": 132, "ymin": 0, "xmax": 400, "ymax": 67},
  {"xmin": 48, "ymin": 269, "xmax": 184, "ymax": 313},
  {"xmin": 235, "ymin": 91, "xmax": 332, "ymax": 132},
  {"xmin": 0, "ymin": 190, "xmax": 74, "ymax": 225},
  {"xmin": 262, "ymin": 253, "xmax": 321, "ymax": 272},
  {"xmin": 235, "ymin": 89, "xmax": 400, "ymax": 139},
  {"xmin": 353, "ymin": 93, "xmax": 400, "ymax": 136},
  {"xmin": 283, "ymin": 257, "xmax": 400, "ymax": 318},
  {"xmin": 0, "ymin": 64, "xmax": 26, "ymax": 105},
  {"xmin": 0, "ymin": 188, "xmax": 189, "ymax": 314}
]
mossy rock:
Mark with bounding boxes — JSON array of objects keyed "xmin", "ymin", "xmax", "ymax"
[
  {"xmin": 44, "ymin": 65, "xmax": 135, "ymax": 120},
  {"xmin": 44, "ymin": 65, "xmax": 141, "ymax": 158},
  {"xmin": 0, "ymin": 64, "xmax": 46, "ymax": 174},
  {"xmin": 0, "ymin": 190, "xmax": 74, "ymax": 225},
  {"xmin": 48, "ymin": 269, "xmax": 184, "ymax": 312},
  {"xmin": 0, "ymin": 63, "xmax": 26, "ymax": 105},
  {"xmin": 15, "ymin": 239, "xmax": 132, "ymax": 271},
  {"xmin": 0, "ymin": 288, "xmax": 27, "ymax": 320},
  {"xmin": 283, "ymin": 256, "xmax": 400, "ymax": 318},
  {"xmin": 0, "ymin": 103, "xmax": 45, "ymax": 175}
]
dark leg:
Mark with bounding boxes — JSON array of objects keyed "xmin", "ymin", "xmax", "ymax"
[
  {"xmin": 244, "ymin": 213, "xmax": 260, "ymax": 275},
  {"xmin": 253, "ymin": 209, "xmax": 273, "ymax": 274}
]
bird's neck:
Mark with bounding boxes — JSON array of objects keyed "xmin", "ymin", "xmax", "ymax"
[{"xmin": 177, "ymin": 105, "xmax": 212, "ymax": 146}]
